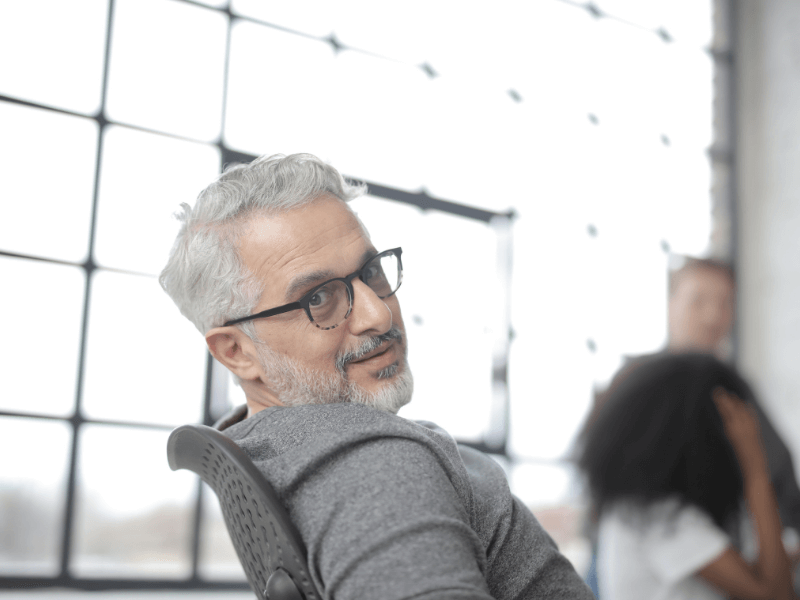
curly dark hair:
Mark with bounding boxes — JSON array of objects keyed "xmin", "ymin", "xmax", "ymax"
[{"xmin": 577, "ymin": 352, "xmax": 749, "ymax": 530}]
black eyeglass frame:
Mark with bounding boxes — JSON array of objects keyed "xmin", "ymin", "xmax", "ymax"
[{"xmin": 222, "ymin": 247, "xmax": 403, "ymax": 329}]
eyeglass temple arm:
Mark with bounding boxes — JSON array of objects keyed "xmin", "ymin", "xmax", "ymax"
[{"xmin": 222, "ymin": 302, "xmax": 302, "ymax": 327}]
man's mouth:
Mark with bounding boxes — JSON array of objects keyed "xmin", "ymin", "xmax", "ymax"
[
  {"xmin": 349, "ymin": 341, "xmax": 392, "ymax": 364},
  {"xmin": 336, "ymin": 326, "xmax": 404, "ymax": 372}
]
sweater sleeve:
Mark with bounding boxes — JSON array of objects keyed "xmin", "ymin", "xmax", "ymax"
[{"xmin": 458, "ymin": 445, "xmax": 596, "ymax": 600}]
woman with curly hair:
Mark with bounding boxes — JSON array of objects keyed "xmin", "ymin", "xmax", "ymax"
[{"xmin": 578, "ymin": 353, "xmax": 795, "ymax": 599}]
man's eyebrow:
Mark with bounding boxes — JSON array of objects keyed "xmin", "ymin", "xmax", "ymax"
[
  {"xmin": 284, "ymin": 269, "xmax": 336, "ymax": 302},
  {"xmin": 359, "ymin": 248, "xmax": 377, "ymax": 265},
  {"xmin": 284, "ymin": 248, "xmax": 378, "ymax": 302}
]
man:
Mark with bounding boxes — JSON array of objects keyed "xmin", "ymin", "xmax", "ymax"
[
  {"xmin": 160, "ymin": 153, "xmax": 592, "ymax": 599},
  {"xmin": 667, "ymin": 257, "xmax": 735, "ymax": 358}
]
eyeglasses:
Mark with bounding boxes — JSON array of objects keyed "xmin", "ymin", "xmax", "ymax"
[{"xmin": 223, "ymin": 248, "xmax": 403, "ymax": 330}]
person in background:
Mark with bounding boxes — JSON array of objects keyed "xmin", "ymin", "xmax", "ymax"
[
  {"xmin": 653, "ymin": 257, "xmax": 799, "ymax": 535},
  {"xmin": 666, "ymin": 257, "xmax": 736, "ymax": 358},
  {"xmin": 578, "ymin": 352, "xmax": 796, "ymax": 600},
  {"xmin": 582, "ymin": 257, "xmax": 800, "ymax": 596},
  {"xmin": 160, "ymin": 153, "xmax": 593, "ymax": 599}
]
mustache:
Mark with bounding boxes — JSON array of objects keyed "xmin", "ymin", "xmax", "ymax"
[{"xmin": 336, "ymin": 326, "xmax": 403, "ymax": 372}]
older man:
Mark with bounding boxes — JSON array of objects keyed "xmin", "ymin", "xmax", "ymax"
[{"xmin": 160, "ymin": 153, "xmax": 592, "ymax": 599}]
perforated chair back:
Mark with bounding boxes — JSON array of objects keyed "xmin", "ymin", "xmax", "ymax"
[{"xmin": 167, "ymin": 424, "xmax": 321, "ymax": 600}]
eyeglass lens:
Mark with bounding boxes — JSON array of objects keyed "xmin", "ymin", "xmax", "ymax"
[{"xmin": 307, "ymin": 252, "xmax": 400, "ymax": 329}]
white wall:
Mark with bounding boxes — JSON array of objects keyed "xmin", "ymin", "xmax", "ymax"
[{"xmin": 737, "ymin": 0, "xmax": 800, "ymax": 462}]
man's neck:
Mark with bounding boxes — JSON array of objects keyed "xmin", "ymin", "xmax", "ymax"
[
  {"xmin": 666, "ymin": 341, "xmax": 728, "ymax": 360},
  {"xmin": 242, "ymin": 380, "xmax": 285, "ymax": 418}
]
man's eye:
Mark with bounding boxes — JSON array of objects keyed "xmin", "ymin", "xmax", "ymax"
[
  {"xmin": 309, "ymin": 288, "xmax": 332, "ymax": 307},
  {"xmin": 363, "ymin": 264, "xmax": 379, "ymax": 280}
]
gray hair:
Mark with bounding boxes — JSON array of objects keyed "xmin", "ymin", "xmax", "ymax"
[{"xmin": 159, "ymin": 153, "xmax": 367, "ymax": 337}]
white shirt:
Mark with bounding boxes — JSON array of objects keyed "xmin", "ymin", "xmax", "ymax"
[{"xmin": 598, "ymin": 498, "xmax": 730, "ymax": 600}]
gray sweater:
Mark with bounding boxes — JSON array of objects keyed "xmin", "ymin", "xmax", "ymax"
[{"xmin": 223, "ymin": 403, "xmax": 593, "ymax": 600}]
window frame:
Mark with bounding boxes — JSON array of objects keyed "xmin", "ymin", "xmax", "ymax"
[{"xmin": 0, "ymin": 0, "xmax": 732, "ymax": 590}]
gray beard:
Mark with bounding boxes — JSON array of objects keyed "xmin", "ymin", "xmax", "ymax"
[{"xmin": 255, "ymin": 326, "xmax": 413, "ymax": 414}]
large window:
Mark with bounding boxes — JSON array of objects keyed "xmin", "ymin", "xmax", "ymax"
[{"xmin": 0, "ymin": 0, "xmax": 720, "ymax": 588}]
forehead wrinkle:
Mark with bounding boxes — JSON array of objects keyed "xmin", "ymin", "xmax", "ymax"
[
  {"xmin": 238, "ymin": 198, "xmax": 376, "ymax": 310},
  {"xmin": 284, "ymin": 247, "xmax": 378, "ymax": 302}
]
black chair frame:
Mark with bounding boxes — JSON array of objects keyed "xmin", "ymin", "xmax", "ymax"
[{"xmin": 167, "ymin": 424, "xmax": 321, "ymax": 600}]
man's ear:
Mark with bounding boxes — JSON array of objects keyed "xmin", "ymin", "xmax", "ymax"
[{"xmin": 205, "ymin": 326, "xmax": 263, "ymax": 381}]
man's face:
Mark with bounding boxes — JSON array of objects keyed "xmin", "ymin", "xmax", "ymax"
[
  {"xmin": 668, "ymin": 267, "xmax": 735, "ymax": 353},
  {"xmin": 237, "ymin": 195, "xmax": 411, "ymax": 411}
]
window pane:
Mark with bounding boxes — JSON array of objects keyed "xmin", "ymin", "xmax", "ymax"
[
  {"xmin": 0, "ymin": 257, "xmax": 84, "ymax": 417},
  {"xmin": 508, "ymin": 135, "xmax": 670, "ymax": 461},
  {"xmin": 0, "ymin": 101, "xmax": 97, "ymax": 262},
  {"xmin": 106, "ymin": 0, "xmax": 228, "ymax": 141},
  {"xmin": 225, "ymin": 21, "xmax": 335, "ymax": 158},
  {"xmin": 508, "ymin": 308, "xmax": 595, "ymax": 461},
  {"xmin": 596, "ymin": 0, "xmax": 713, "ymax": 47},
  {"xmin": 325, "ymin": 0, "xmax": 434, "ymax": 64},
  {"xmin": 509, "ymin": 1, "xmax": 595, "ymax": 113},
  {"xmin": 214, "ymin": 361, "xmax": 247, "ymax": 424},
  {"xmin": 94, "ymin": 125, "xmax": 221, "ymax": 275},
  {"xmin": 82, "ymin": 270, "xmax": 207, "ymax": 426},
  {"xmin": 503, "ymin": 5, "xmax": 712, "ymax": 463},
  {"xmin": 198, "ymin": 484, "xmax": 246, "ymax": 581},
  {"xmin": 72, "ymin": 424, "xmax": 196, "ymax": 578},
  {"xmin": 231, "ymin": 0, "xmax": 334, "ymax": 37},
  {"xmin": 420, "ymin": 78, "xmax": 518, "ymax": 211},
  {"xmin": 581, "ymin": 19, "xmax": 671, "ymax": 137},
  {"xmin": 0, "ymin": 417, "xmax": 71, "ymax": 576},
  {"xmin": 349, "ymin": 196, "xmax": 498, "ymax": 442},
  {"xmin": 0, "ymin": 0, "xmax": 108, "ymax": 115},
  {"xmin": 509, "ymin": 461, "xmax": 589, "ymax": 575},
  {"xmin": 325, "ymin": 51, "xmax": 428, "ymax": 192}
]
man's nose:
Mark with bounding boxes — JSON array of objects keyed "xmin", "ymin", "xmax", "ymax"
[{"xmin": 348, "ymin": 278, "xmax": 393, "ymax": 336}]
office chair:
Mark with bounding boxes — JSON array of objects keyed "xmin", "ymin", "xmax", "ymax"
[{"xmin": 167, "ymin": 424, "xmax": 321, "ymax": 600}]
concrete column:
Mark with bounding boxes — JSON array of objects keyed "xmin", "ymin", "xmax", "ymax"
[{"xmin": 736, "ymin": 0, "xmax": 800, "ymax": 460}]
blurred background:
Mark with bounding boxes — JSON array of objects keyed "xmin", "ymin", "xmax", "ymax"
[{"xmin": 1, "ymin": 0, "xmax": 798, "ymax": 595}]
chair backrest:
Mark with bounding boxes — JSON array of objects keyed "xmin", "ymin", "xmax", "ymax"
[{"xmin": 167, "ymin": 424, "xmax": 321, "ymax": 600}]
